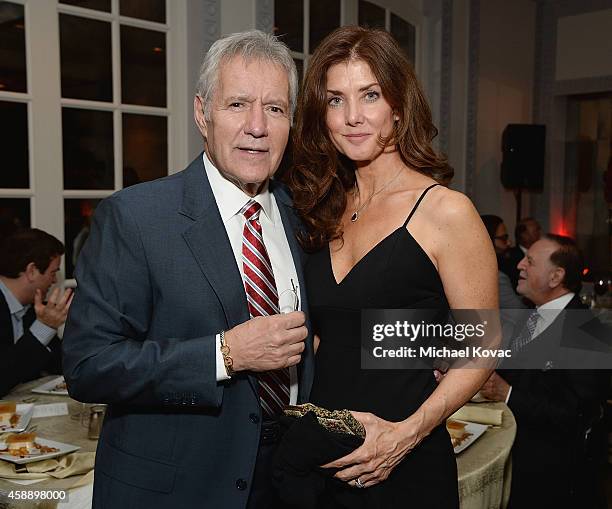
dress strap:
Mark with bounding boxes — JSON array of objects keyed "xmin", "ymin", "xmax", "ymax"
[{"xmin": 403, "ymin": 183, "xmax": 440, "ymax": 227}]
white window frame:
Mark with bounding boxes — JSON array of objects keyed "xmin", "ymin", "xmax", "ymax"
[
  {"xmin": 287, "ymin": 0, "xmax": 345, "ymax": 71},
  {"xmin": 355, "ymin": 0, "xmax": 422, "ymax": 75},
  {"xmin": 0, "ymin": 0, "xmax": 189, "ymax": 279},
  {"xmin": 282, "ymin": 0, "xmax": 421, "ymax": 76}
]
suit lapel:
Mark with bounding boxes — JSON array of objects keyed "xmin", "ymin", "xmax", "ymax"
[
  {"xmin": 179, "ymin": 156, "xmax": 250, "ymax": 330},
  {"xmin": 0, "ymin": 293, "xmax": 14, "ymax": 346},
  {"xmin": 520, "ymin": 295, "xmax": 584, "ymax": 370},
  {"xmin": 271, "ymin": 181, "xmax": 308, "ymax": 313},
  {"xmin": 271, "ymin": 181, "xmax": 314, "ymax": 402}
]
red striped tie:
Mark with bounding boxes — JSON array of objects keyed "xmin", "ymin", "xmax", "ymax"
[{"xmin": 240, "ymin": 199, "xmax": 290, "ymax": 417}]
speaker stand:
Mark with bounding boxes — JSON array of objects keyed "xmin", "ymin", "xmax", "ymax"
[{"xmin": 514, "ymin": 188, "xmax": 523, "ymax": 224}]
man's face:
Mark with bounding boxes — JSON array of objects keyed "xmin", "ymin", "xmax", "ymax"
[
  {"xmin": 194, "ymin": 56, "xmax": 291, "ymax": 196},
  {"xmin": 516, "ymin": 239, "xmax": 562, "ymax": 305},
  {"xmin": 33, "ymin": 255, "xmax": 61, "ymax": 298},
  {"xmin": 521, "ymin": 219, "xmax": 542, "ymax": 248}
]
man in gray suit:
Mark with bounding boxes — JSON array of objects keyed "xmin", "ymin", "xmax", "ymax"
[{"xmin": 63, "ymin": 30, "xmax": 313, "ymax": 509}]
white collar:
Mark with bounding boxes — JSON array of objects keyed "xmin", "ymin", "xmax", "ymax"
[
  {"xmin": 536, "ymin": 292, "xmax": 575, "ymax": 311},
  {"xmin": 0, "ymin": 279, "xmax": 28, "ymax": 319},
  {"xmin": 203, "ymin": 152, "xmax": 274, "ymax": 225},
  {"xmin": 535, "ymin": 292, "xmax": 575, "ymax": 331}
]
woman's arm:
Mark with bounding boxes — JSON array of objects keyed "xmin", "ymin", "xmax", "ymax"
[{"xmin": 410, "ymin": 189, "xmax": 499, "ymax": 436}]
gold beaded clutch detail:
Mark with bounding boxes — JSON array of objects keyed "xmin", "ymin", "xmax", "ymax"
[{"xmin": 283, "ymin": 403, "xmax": 366, "ymax": 438}]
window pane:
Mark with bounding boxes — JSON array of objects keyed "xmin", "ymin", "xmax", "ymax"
[
  {"xmin": 358, "ymin": 0, "xmax": 385, "ymax": 29},
  {"xmin": 60, "ymin": 14, "xmax": 112, "ymax": 101},
  {"xmin": 62, "ymin": 108, "xmax": 114, "ymax": 190},
  {"xmin": 0, "ymin": 101, "xmax": 28, "ymax": 188},
  {"xmin": 121, "ymin": 26, "xmax": 166, "ymax": 107},
  {"xmin": 122, "ymin": 113, "xmax": 167, "ymax": 187},
  {"xmin": 391, "ymin": 14, "xmax": 415, "ymax": 64},
  {"xmin": 59, "ymin": 0, "xmax": 110, "ymax": 12},
  {"xmin": 310, "ymin": 0, "xmax": 340, "ymax": 52},
  {"xmin": 0, "ymin": 2, "xmax": 26, "ymax": 93},
  {"xmin": 120, "ymin": 0, "xmax": 165, "ymax": 23},
  {"xmin": 0, "ymin": 198, "xmax": 29, "ymax": 236},
  {"xmin": 64, "ymin": 199, "xmax": 100, "ymax": 277},
  {"xmin": 274, "ymin": 0, "xmax": 303, "ymax": 53}
]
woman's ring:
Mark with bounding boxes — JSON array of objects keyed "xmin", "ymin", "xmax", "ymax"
[{"xmin": 355, "ymin": 478, "xmax": 365, "ymax": 488}]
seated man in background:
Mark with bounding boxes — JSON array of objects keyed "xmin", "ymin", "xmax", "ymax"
[
  {"xmin": 481, "ymin": 234, "xmax": 608, "ymax": 509},
  {"xmin": 0, "ymin": 228, "xmax": 73, "ymax": 396}
]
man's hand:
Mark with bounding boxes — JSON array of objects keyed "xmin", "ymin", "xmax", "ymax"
[
  {"xmin": 34, "ymin": 287, "xmax": 74, "ymax": 330},
  {"xmin": 224, "ymin": 311, "xmax": 307, "ymax": 372},
  {"xmin": 479, "ymin": 372, "xmax": 510, "ymax": 402}
]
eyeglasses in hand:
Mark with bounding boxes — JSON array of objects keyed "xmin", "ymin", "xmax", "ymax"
[{"xmin": 278, "ymin": 278, "xmax": 300, "ymax": 314}]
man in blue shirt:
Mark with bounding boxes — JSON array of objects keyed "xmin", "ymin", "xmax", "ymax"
[{"xmin": 0, "ymin": 228, "xmax": 73, "ymax": 396}]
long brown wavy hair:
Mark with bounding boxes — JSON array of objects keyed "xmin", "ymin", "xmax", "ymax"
[{"xmin": 288, "ymin": 26, "xmax": 453, "ymax": 252}]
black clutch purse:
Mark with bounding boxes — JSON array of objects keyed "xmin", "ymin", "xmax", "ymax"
[{"xmin": 272, "ymin": 405, "xmax": 366, "ymax": 509}]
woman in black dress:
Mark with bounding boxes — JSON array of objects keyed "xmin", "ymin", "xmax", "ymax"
[{"xmin": 287, "ymin": 26, "xmax": 498, "ymax": 507}]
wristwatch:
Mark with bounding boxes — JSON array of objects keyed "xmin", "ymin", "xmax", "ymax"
[{"xmin": 219, "ymin": 330, "xmax": 234, "ymax": 377}]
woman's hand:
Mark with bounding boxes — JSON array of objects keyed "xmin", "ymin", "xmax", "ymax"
[{"xmin": 320, "ymin": 411, "xmax": 423, "ymax": 488}]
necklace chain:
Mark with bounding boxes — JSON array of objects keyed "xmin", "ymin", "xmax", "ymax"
[{"xmin": 351, "ymin": 168, "xmax": 404, "ymax": 222}]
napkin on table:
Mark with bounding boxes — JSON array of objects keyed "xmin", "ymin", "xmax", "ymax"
[
  {"xmin": 0, "ymin": 452, "xmax": 95, "ymax": 480},
  {"xmin": 450, "ymin": 405, "xmax": 503, "ymax": 426}
]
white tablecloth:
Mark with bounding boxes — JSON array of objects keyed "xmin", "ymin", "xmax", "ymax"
[{"xmin": 457, "ymin": 402, "xmax": 516, "ymax": 509}]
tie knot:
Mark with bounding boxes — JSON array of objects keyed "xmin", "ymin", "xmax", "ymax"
[
  {"xmin": 527, "ymin": 310, "xmax": 540, "ymax": 324},
  {"xmin": 241, "ymin": 200, "xmax": 261, "ymax": 221},
  {"xmin": 525, "ymin": 310, "xmax": 540, "ymax": 333}
]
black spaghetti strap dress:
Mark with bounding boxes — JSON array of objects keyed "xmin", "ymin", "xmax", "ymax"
[{"xmin": 305, "ymin": 184, "xmax": 459, "ymax": 508}]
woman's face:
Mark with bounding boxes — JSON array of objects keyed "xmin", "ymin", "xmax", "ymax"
[
  {"xmin": 493, "ymin": 223, "xmax": 510, "ymax": 255},
  {"xmin": 325, "ymin": 59, "xmax": 397, "ymax": 162}
]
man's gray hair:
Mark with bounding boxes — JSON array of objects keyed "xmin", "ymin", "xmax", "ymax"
[{"xmin": 196, "ymin": 30, "xmax": 298, "ymax": 122}]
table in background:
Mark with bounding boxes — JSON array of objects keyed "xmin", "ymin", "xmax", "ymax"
[
  {"xmin": 1, "ymin": 380, "xmax": 516, "ymax": 509},
  {"xmin": 457, "ymin": 402, "xmax": 516, "ymax": 509},
  {"xmin": 0, "ymin": 376, "xmax": 96, "ymax": 509}
]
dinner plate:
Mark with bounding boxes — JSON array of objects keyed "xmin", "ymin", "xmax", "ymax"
[
  {"xmin": 31, "ymin": 376, "xmax": 69, "ymax": 396},
  {"xmin": 0, "ymin": 404, "xmax": 34, "ymax": 433},
  {"xmin": 0, "ymin": 438, "xmax": 80, "ymax": 464},
  {"xmin": 449, "ymin": 420, "xmax": 488, "ymax": 454}
]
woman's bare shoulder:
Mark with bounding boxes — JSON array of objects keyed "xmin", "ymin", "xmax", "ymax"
[{"xmin": 420, "ymin": 186, "xmax": 480, "ymax": 231}]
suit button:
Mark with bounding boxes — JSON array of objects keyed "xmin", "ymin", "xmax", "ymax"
[
  {"xmin": 249, "ymin": 413, "xmax": 260, "ymax": 424},
  {"xmin": 236, "ymin": 479, "xmax": 247, "ymax": 491}
]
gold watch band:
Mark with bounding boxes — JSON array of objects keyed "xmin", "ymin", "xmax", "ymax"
[{"xmin": 220, "ymin": 330, "xmax": 234, "ymax": 376}]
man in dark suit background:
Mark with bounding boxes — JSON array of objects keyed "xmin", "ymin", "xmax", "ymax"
[
  {"xmin": 63, "ymin": 30, "xmax": 313, "ymax": 509},
  {"xmin": 0, "ymin": 228, "xmax": 72, "ymax": 397},
  {"xmin": 481, "ymin": 234, "xmax": 608, "ymax": 508},
  {"xmin": 502, "ymin": 217, "xmax": 541, "ymax": 290}
]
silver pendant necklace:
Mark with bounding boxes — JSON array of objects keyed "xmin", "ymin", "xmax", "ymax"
[{"xmin": 350, "ymin": 168, "xmax": 404, "ymax": 222}]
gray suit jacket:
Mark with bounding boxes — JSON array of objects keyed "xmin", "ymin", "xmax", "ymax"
[{"xmin": 62, "ymin": 154, "xmax": 314, "ymax": 509}]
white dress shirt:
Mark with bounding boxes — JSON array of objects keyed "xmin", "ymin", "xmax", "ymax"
[
  {"xmin": 204, "ymin": 153, "xmax": 299, "ymax": 404},
  {"xmin": 0, "ymin": 279, "xmax": 56, "ymax": 347},
  {"xmin": 505, "ymin": 291, "xmax": 575, "ymax": 403},
  {"xmin": 533, "ymin": 292, "xmax": 575, "ymax": 338}
]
